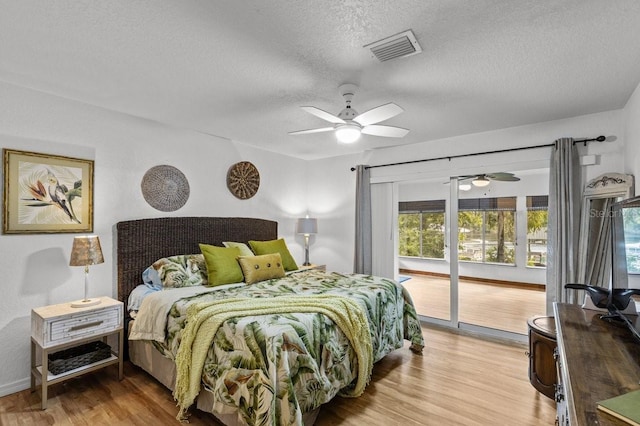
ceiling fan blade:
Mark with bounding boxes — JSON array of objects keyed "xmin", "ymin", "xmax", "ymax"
[
  {"xmin": 353, "ymin": 103, "xmax": 403, "ymax": 126},
  {"xmin": 361, "ymin": 124, "xmax": 409, "ymax": 138},
  {"xmin": 486, "ymin": 172, "xmax": 515, "ymax": 179},
  {"xmin": 486, "ymin": 172, "xmax": 520, "ymax": 181},
  {"xmin": 491, "ymin": 176, "xmax": 520, "ymax": 182},
  {"xmin": 300, "ymin": 106, "xmax": 345, "ymax": 124},
  {"xmin": 288, "ymin": 127, "xmax": 334, "ymax": 135}
]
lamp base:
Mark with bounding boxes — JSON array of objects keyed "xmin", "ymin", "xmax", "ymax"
[{"xmin": 71, "ymin": 298, "xmax": 101, "ymax": 308}]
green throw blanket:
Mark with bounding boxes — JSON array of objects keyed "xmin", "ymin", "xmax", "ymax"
[{"xmin": 173, "ymin": 294, "xmax": 373, "ymax": 420}]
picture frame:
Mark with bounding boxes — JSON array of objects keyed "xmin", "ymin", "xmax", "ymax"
[{"xmin": 3, "ymin": 149, "xmax": 94, "ymax": 234}]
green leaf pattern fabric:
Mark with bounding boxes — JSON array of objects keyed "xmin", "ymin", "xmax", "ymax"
[
  {"xmin": 152, "ymin": 254, "xmax": 208, "ymax": 288},
  {"xmin": 154, "ymin": 271, "xmax": 424, "ymax": 425}
]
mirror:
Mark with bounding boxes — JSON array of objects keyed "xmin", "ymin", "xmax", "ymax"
[
  {"xmin": 575, "ymin": 173, "xmax": 634, "ymax": 306},
  {"xmin": 612, "ymin": 195, "xmax": 640, "ymax": 290}
]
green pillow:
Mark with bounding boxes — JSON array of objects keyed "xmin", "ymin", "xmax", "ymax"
[
  {"xmin": 222, "ymin": 241, "xmax": 254, "ymax": 257},
  {"xmin": 199, "ymin": 244, "xmax": 243, "ymax": 286},
  {"xmin": 249, "ymin": 238, "xmax": 298, "ymax": 271}
]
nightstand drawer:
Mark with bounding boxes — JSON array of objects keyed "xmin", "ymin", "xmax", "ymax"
[
  {"xmin": 32, "ymin": 298, "xmax": 124, "ymax": 348},
  {"xmin": 49, "ymin": 308, "xmax": 120, "ymax": 342}
]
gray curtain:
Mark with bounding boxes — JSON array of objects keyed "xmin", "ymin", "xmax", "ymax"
[
  {"xmin": 583, "ymin": 198, "xmax": 614, "ymax": 287},
  {"xmin": 546, "ymin": 138, "xmax": 581, "ymax": 314},
  {"xmin": 354, "ymin": 164, "xmax": 372, "ymax": 274}
]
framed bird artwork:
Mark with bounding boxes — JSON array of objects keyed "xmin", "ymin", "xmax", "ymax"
[{"xmin": 3, "ymin": 149, "xmax": 94, "ymax": 234}]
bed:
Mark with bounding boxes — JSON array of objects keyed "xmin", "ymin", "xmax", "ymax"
[{"xmin": 116, "ymin": 217, "xmax": 424, "ymax": 425}]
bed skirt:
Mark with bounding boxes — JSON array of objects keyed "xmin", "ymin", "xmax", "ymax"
[{"xmin": 129, "ymin": 337, "xmax": 320, "ymax": 425}]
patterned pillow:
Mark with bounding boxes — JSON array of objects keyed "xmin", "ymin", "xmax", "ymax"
[{"xmin": 143, "ymin": 254, "xmax": 208, "ymax": 289}]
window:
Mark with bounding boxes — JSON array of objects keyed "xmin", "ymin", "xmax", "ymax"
[
  {"xmin": 458, "ymin": 197, "xmax": 516, "ymax": 265},
  {"xmin": 399, "ymin": 200, "xmax": 445, "ymax": 259},
  {"xmin": 526, "ymin": 195, "xmax": 548, "ymax": 267}
]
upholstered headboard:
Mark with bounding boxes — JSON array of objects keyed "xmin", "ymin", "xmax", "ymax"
[{"xmin": 115, "ymin": 217, "xmax": 278, "ymax": 311}]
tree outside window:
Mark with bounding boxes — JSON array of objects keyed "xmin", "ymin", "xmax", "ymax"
[
  {"xmin": 399, "ymin": 213, "xmax": 421, "ymax": 257},
  {"xmin": 458, "ymin": 197, "xmax": 516, "ymax": 265},
  {"xmin": 399, "ymin": 200, "xmax": 445, "ymax": 259},
  {"xmin": 421, "ymin": 212, "xmax": 445, "ymax": 258},
  {"xmin": 526, "ymin": 195, "xmax": 548, "ymax": 267},
  {"xmin": 400, "ymin": 196, "xmax": 548, "ymax": 267}
]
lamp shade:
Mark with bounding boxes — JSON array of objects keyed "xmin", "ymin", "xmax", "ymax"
[
  {"xmin": 296, "ymin": 217, "xmax": 318, "ymax": 235},
  {"xmin": 69, "ymin": 235, "xmax": 104, "ymax": 266}
]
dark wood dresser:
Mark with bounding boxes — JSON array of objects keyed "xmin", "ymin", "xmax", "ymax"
[{"xmin": 554, "ymin": 303, "xmax": 640, "ymax": 425}]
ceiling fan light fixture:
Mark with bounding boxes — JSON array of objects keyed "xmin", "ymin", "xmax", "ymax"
[
  {"xmin": 459, "ymin": 183, "xmax": 472, "ymax": 191},
  {"xmin": 335, "ymin": 123, "xmax": 361, "ymax": 144},
  {"xmin": 472, "ymin": 176, "xmax": 490, "ymax": 187}
]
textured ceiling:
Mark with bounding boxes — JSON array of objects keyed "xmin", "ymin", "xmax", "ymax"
[{"xmin": 2, "ymin": 1, "xmax": 640, "ymax": 160}]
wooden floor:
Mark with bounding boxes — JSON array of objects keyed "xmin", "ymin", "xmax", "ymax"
[
  {"xmin": 403, "ymin": 273, "xmax": 547, "ymax": 335},
  {"xmin": 0, "ymin": 324, "xmax": 556, "ymax": 425}
]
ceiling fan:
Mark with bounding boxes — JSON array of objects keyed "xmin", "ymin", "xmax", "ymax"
[
  {"xmin": 458, "ymin": 172, "xmax": 521, "ymax": 190},
  {"xmin": 289, "ymin": 83, "xmax": 409, "ymax": 144}
]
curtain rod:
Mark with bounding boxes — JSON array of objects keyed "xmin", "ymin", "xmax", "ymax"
[{"xmin": 349, "ymin": 135, "xmax": 606, "ymax": 171}]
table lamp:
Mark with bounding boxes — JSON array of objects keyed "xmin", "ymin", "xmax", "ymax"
[
  {"xmin": 296, "ymin": 217, "xmax": 318, "ymax": 266},
  {"xmin": 69, "ymin": 235, "xmax": 104, "ymax": 308}
]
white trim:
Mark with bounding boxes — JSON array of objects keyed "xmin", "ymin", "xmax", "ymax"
[
  {"xmin": 0, "ymin": 377, "xmax": 29, "ymax": 398},
  {"xmin": 419, "ymin": 317, "xmax": 529, "ymax": 344},
  {"xmin": 448, "ymin": 177, "xmax": 460, "ymax": 327},
  {"xmin": 459, "ymin": 322, "xmax": 528, "ymax": 343}
]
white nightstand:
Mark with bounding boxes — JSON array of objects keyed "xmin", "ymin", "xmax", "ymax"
[{"xmin": 30, "ymin": 296, "xmax": 124, "ymax": 409}]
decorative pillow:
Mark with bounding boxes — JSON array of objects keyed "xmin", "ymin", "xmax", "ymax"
[
  {"xmin": 222, "ymin": 241, "xmax": 254, "ymax": 257},
  {"xmin": 199, "ymin": 244, "xmax": 244, "ymax": 286},
  {"xmin": 142, "ymin": 265, "xmax": 163, "ymax": 290},
  {"xmin": 249, "ymin": 238, "xmax": 298, "ymax": 271},
  {"xmin": 238, "ymin": 253, "xmax": 285, "ymax": 284},
  {"xmin": 144, "ymin": 254, "xmax": 208, "ymax": 289}
]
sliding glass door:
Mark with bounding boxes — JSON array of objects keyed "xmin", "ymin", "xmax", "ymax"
[
  {"xmin": 398, "ymin": 200, "xmax": 450, "ymax": 321},
  {"xmin": 398, "ymin": 170, "xmax": 549, "ymax": 339}
]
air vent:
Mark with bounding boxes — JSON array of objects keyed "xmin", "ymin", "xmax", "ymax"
[{"xmin": 364, "ymin": 30, "xmax": 422, "ymax": 62}]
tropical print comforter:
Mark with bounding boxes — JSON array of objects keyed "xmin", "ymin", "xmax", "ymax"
[{"xmin": 148, "ymin": 270, "xmax": 424, "ymax": 425}]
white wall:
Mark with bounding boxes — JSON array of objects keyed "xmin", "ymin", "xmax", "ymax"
[
  {"xmin": 304, "ymin": 153, "xmax": 361, "ymax": 274},
  {"xmin": 0, "ymin": 82, "xmax": 309, "ymax": 396},
  {"xmin": 365, "ymin": 110, "xmax": 625, "ymax": 185}
]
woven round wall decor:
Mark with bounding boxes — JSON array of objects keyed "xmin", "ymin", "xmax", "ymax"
[
  {"xmin": 141, "ymin": 165, "xmax": 190, "ymax": 212},
  {"xmin": 227, "ymin": 161, "xmax": 260, "ymax": 199}
]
